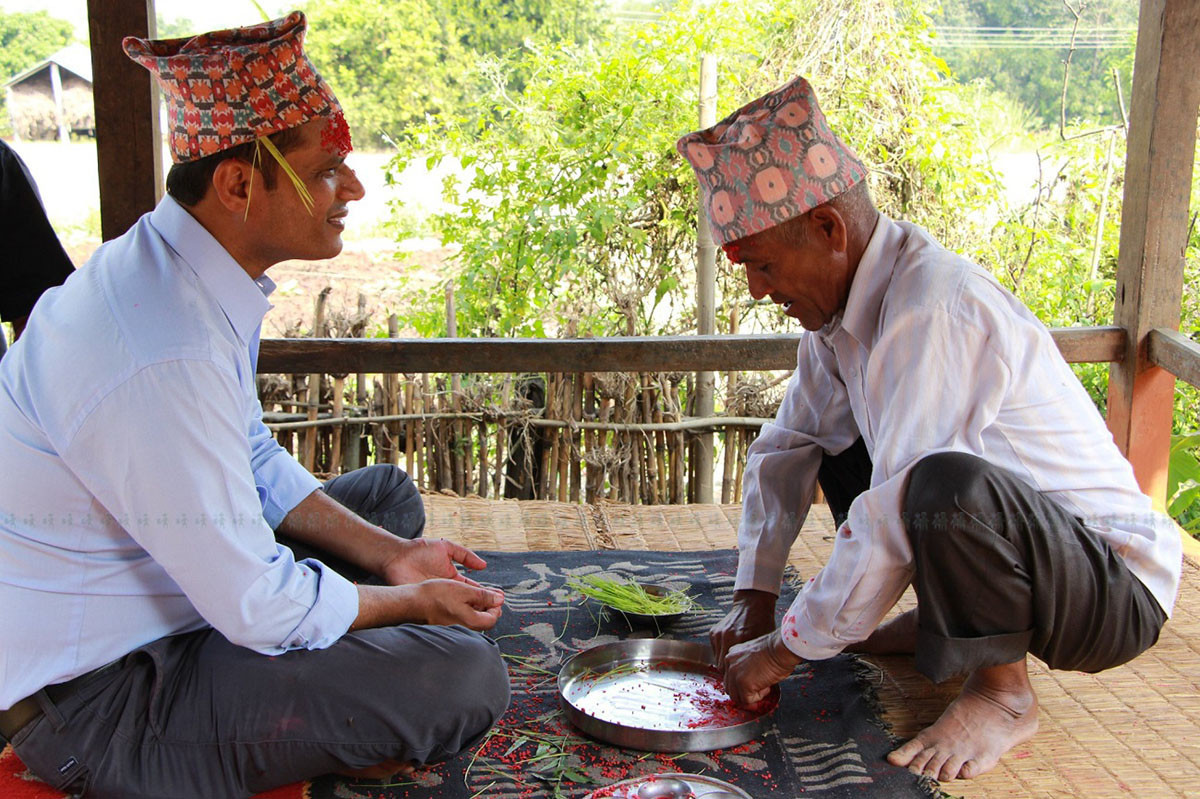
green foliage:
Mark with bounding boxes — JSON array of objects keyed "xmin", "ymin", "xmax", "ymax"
[
  {"xmin": 0, "ymin": 10, "xmax": 73, "ymax": 83},
  {"xmin": 302, "ymin": 0, "xmax": 473, "ymax": 147},
  {"xmin": 301, "ymin": 0, "xmax": 608, "ymax": 147},
  {"xmin": 155, "ymin": 16, "xmax": 200, "ymax": 39},
  {"xmin": 932, "ymin": 0, "xmax": 1137, "ymax": 128},
  {"xmin": 1169, "ymin": 434, "xmax": 1200, "ymax": 537},
  {"xmin": 391, "ymin": 0, "xmax": 1008, "ymax": 339},
  {"xmin": 0, "ymin": 9, "xmax": 75, "ymax": 137},
  {"xmin": 441, "ymin": 0, "xmax": 607, "ymax": 90}
]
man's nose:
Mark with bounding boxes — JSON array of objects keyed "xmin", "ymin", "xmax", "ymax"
[
  {"xmin": 339, "ymin": 167, "xmax": 366, "ymax": 202},
  {"xmin": 744, "ymin": 265, "xmax": 771, "ymax": 300}
]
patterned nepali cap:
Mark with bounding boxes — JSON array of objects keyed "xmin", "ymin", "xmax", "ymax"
[
  {"xmin": 675, "ymin": 75, "xmax": 867, "ymax": 246},
  {"xmin": 123, "ymin": 11, "xmax": 348, "ymax": 164}
]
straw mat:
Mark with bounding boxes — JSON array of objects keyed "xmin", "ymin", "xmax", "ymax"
[{"xmin": 424, "ymin": 495, "xmax": 1200, "ymax": 798}]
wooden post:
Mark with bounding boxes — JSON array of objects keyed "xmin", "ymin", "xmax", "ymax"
[
  {"xmin": 49, "ymin": 63, "xmax": 69, "ymax": 143},
  {"xmin": 349, "ymin": 293, "xmax": 368, "ymax": 470},
  {"xmin": 446, "ymin": 284, "xmax": 464, "ymax": 495},
  {"xmin": 330, "ymin": 375, "xmax": 345, "ymax": 474},
  {"xmin": 87, "ymin": 0, "xmax": 162, "ymax": 240},
  {"xmin": 1106, "ymin": 0, "xmax": 1200, "ymax": 507},
  {"xmin": 383, "ymin": 315, "xmax": 401, "ymax": 465},
  {"xmin": 694, "ymin": 54, "xmax": 718, "ymax": 503},
  {"xmin": 721, "ymin": 301, "xmax": 741, "ymax": 503},
  {"xmin": 301, "ymin": 288, "xmax": 330, "ymax": 473}
]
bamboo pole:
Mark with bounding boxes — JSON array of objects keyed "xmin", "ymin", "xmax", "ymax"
[
  {"xmin": 598, "ymin": 395, "xmax": 613, "ymax": 500},
  {"xmin": 570, "ymin": 373, "xmax": 583, "ymax": 502},
  {"xmin": 624, "ymin": 371, "xmax": 643, "ymax": 501},
  {"xmin": 302, "ymin": 287, "xmax": 331, "ymax": 472},
  {"xmin": 494, "ymin": 375, "xmax": 511, "ymax": 497},
  {"xmin": 557, "ymin": 375, "xmax": 571, "ymax": 502},
  {"xmin": 583, "ymin": 372, "xmax": 596, "ymax": 503},
  {"xmin": 445, "ymin": 285, "xmax": 465, "ymax": 495},
  {"xmin": 404, "ymin": 377, "xmax": 415, "ymax": 477},
  {"xmin": 721, "ymin": 301, "xmax": 740, "ymax": 503},
  {"xmin": 538, "ymin": 375, "xmax": 555, "ymax": 500},
  {"xmin": 438, "ymin": 377, "xmax": 452, "ymax": 492},
  {"xmin": 478, "ymin": 418, "xmax": 489, "ymax": 498},
  {"xmin": 415, "ymin": 375, "xmax": 427, "ymax": 490},
  {"xmin": 733, "ymin": 427, "xmax": 748, "ymax": 504},
  {"xmin": 383, "ymin": 315, "xmax": 401, "ymax": 465},
  {"xmin": 693, "ymin": 54, "xmax": 718, "ymax": 504},
  {"xmin": 330, "ymin": 375, "xmax": 344, "ymax": 474},
  {"xmin": 348, "ymin": 292, "xmax": 367, "ymax": 471}
]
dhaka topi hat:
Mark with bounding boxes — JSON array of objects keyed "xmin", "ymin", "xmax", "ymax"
[
  {"xmin": 676, "ymin": 75, "xmax": 867, "ymax": 247},
  {"xmin": 122, "ymin": 11, "xmax": 351, "ymax": 165}
]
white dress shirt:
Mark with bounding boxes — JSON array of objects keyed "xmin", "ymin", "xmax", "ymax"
[
  {"xmin": 0, "ymin": 196, "xmax": 359, "ymax": 709},
  {"xmin": 736, "ymin": 214, "xmax": 1182, "ymax": 662}
]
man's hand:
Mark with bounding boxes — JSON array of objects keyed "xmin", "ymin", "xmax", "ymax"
[
  {"xmin": 354, "ymin": 579, "xmax": 505, "ymax": 632},
  {"xmin": 710, "ymin": 589, "xmax": 778, "ymax": 669},
  {"xmin": 723, "ymin": 628, "xmax": 803, "ymax": 707},
  {"xmin": 379, "ymin": 537, "xmax": 488, "ymax": 586}
]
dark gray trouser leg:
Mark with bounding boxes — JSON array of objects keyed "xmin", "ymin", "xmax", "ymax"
[
  {"xmin": 278, "ymin": 464, "xmax": 425, "ymax": 582},
  {"xmin": 904, "ymin": 451, "xmax": 1165, "ymax": 684},
  {"xmin": 323, "ymin": 463, "xmax": 425, "ymax": 540},
  {"xmin": 816, "ymin": 437, "xmax": 873, "ymax": 528},
  {"xmin": 11, "ymin": 626, "xmax": 511, "ymax": 799}
]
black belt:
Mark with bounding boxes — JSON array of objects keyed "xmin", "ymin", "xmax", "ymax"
[{"xmin": 0, "ymin": 660, "xmax": 124, "ymax": 739}]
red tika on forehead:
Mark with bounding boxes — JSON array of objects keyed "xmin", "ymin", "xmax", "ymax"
[
  {"xmin": 321, "ymin": 110, "xmax": 353, "ymax": 157},
  {"xmin": 722, "ymin": 243, "xmax": 742, "ymax": 263}
]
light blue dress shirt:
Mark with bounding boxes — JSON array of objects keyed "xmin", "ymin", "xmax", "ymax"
[{"xmin": 0, "ymin": 196, "xmax": 359, "ymax": 709}]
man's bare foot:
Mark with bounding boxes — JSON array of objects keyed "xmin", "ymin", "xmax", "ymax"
[
  {"xmin": 336, "ymin": 758, "xmax": 418, "ymax": 780},
  {"xmin": 847, "ymin": 608, "xmax": 918, "ymax": 655},
  {"xmin": 887, "ymin": 659, "xmax": 1038, "ymax": 781}
]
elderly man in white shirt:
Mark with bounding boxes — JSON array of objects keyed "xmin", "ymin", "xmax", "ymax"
[{"xmin": 677, "ymin": 75, "xmax": 1180, "ymax": 783}]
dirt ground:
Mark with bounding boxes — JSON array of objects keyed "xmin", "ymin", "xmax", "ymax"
[
  {"xmin": 26, "ymin": 141, "xmax": 456, "ymax": 339},
  {"xmin": 64, "ymin": 237, "xmax": 452, "ymax": 338}
]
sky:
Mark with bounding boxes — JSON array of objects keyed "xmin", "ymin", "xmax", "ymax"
[{"xmin": 1, "ymin": 0, "xmax": 294, "ymax": 39}]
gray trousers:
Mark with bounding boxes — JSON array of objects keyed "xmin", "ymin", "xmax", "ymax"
[
  {"xmin": 11, "ymin": 464, "xmax": 511, "ymax": 798},
  {"xmin": 819, "ymin": 442, "xmax": 1166, "ymax": 683}
]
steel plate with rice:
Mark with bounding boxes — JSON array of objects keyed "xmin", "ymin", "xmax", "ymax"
[{"xmin": 558, "ymin": 639, "xmax": 778, "ymax": 752}]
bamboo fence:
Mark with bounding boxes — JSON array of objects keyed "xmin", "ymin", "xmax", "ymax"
[{"xmin": 258, "ymin": 295, "xmax": 787, "ymax": 504}]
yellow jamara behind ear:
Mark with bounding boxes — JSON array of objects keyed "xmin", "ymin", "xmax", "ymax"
[{"xmin": 244, "ymin": 136, "xmax": 316, "ymax": 221}]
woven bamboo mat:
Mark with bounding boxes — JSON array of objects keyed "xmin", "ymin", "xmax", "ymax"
[{"xmin": 424, "ymin": 494, "xmax": 1200, "ymax": 798}]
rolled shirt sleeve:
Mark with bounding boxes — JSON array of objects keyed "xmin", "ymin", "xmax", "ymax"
[
  {"xmin": 58, "ymin": 358, "xmax": 358, "ymax": 654},
  {"xmin": 247, "ymin": 409, "xmax": 321, "ymax": 529},
  {"xmin": 735, "ymin": 333, "xmax": 859, "ymax": 595}
]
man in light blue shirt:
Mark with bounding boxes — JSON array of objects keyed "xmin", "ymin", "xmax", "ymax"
[{"xmin": 0, "ymin": 14, "xmax": 509, "ymax": 798}]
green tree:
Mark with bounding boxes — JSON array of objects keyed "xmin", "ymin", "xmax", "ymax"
[
  {"xmin": 932, "ymin": 0, "xmax": 1138, "ymax": 128},
  {"xmin": 0, "ymin": 10, "xmax": 75, "ymax": 137},
  {"xmin": 0, "ymin": 10, "xmax": 74, "ymax": 83},
  {"xmin": 155, "ymin": 16, "xmax": 200, "ymax": 39},
  {"xmin": 441, "ymin": 0, "xmax": 606, "ymax": 57},
  {"xmin": 390, "ymin": 0, "xmax": 1008, "ymax": 339},
  {"xmin": 301, "ymin": 0, "xmax": 609, "ymax": 147},
  {"xmin": 303, "ymin": 0, "xmax": 472, "ymax": 147}
]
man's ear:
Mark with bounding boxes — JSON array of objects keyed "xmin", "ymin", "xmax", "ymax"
[
  {"xmin": 809, "ymin": 204, "xmax": 848, "ymax": 256},
  {"xmin": 209, "ymin": 157, "xmax": 257, "ymax": 216}
]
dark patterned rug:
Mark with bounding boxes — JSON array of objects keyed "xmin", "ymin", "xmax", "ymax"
[
  {"xmin": 306, "ymin": 550, "xmax": 936, "ymax": 799},
  {"xmin": 0, "ymin": 550, "xmax": 935, "ymax": 798}
]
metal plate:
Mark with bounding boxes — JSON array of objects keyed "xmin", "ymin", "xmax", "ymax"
[
  {"xmin": 558, "ymin": 639, "xmax": 778, "ymax": 752},
  {"xmin": 583, "ymin": 772, "xmax": 752, "ymax": 799}
]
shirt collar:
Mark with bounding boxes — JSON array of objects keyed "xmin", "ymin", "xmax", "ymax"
[
  {"xmin": 835, "ymin": 213, "xmax": 906, "ymax": 347},
  {"xmin": 148, "ymin": 195, "xmax": 274, "ymax": 344}
]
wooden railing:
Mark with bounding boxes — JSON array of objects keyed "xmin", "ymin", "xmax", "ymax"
[
  {"xmin": 258, "ymin": 326, "xmax": 1128, "ymax": 374},
  {"xmin": 1148, "ymin": 328, "xmax": 1200, "ymax": 389},
  {"xmin": 254, "ymin": 326, "xmax": 1132, "ymax": 505}
]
